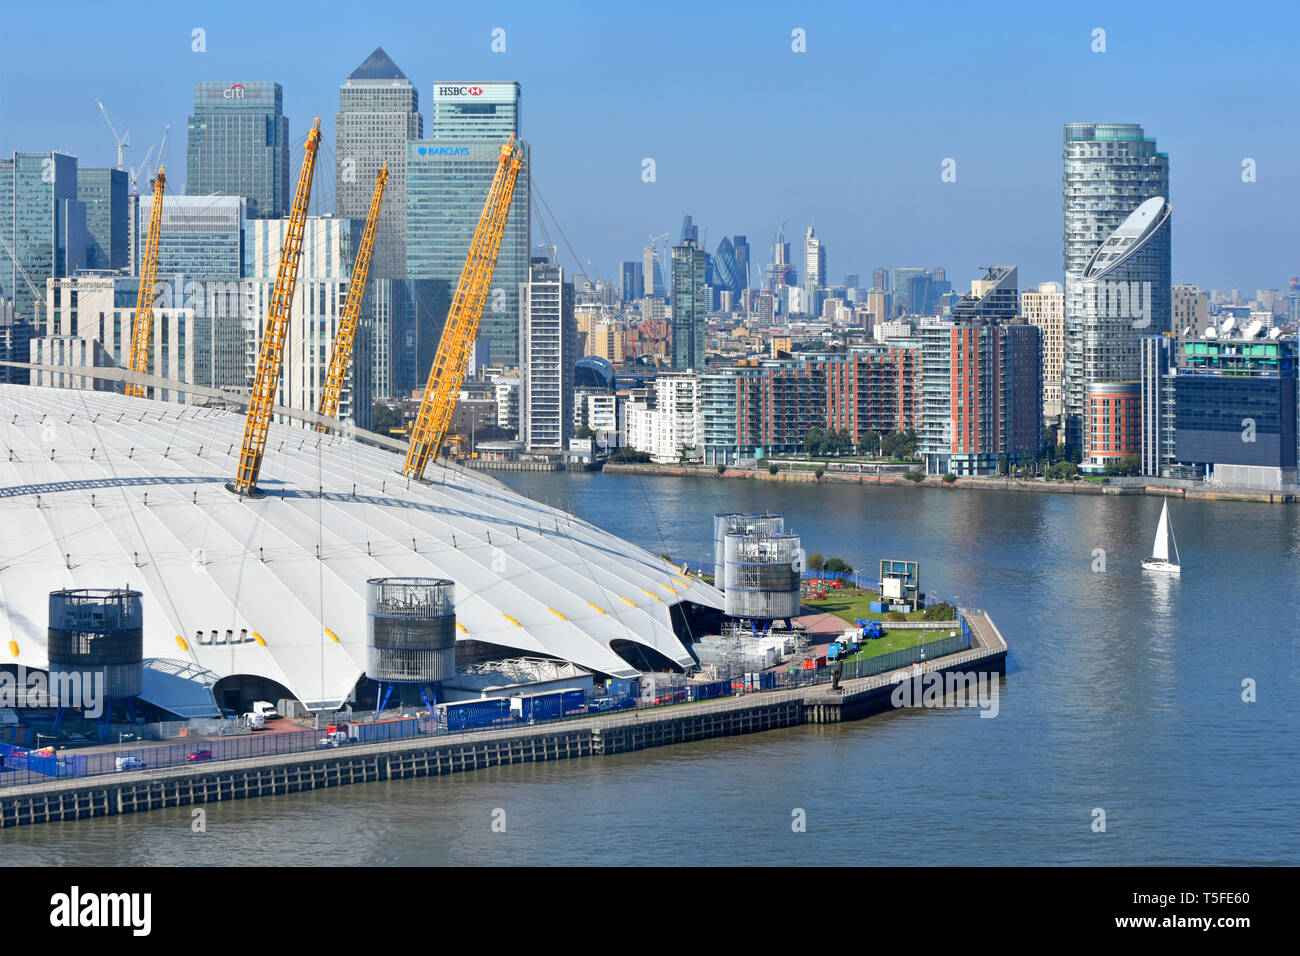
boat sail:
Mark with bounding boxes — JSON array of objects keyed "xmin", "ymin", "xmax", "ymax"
[{"xmin": 1141, "ymin": 499, "xmax": 1181, "ymax": 575}]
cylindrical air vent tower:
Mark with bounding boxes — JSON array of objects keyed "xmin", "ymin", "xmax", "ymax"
[
  {"xmin": 722, "ymin": 532, "xmax": 802, "ymax": 621},
  {"xmin": 366, "ymin": 577, "xmax": 457, "ymax": 683},
  {"xmin": 713, "ymin": 513, "xmax": 784, "ymax": 588},
  {"xmin": 47, "ymin": 588, "xmax": 144, "ymax": 700}
]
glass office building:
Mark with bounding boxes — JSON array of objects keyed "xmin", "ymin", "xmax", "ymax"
[
  {"xmin": 406, "ymin": 139, "xmax": 529, "ymax": 367},
  {"xmin": 135, "ymin": 194, "xmax": 245, "ymax": 388},
  {"xmin": 1, "ymin": 152, "xmax": 86, "ymax": 325},
  {"xmin": 187, "ymin": 81, "xmax": 290, "ymax": 219},
  {"xmin": 431, "ymin": 82, "xmax": 520, "ymax": 140},
  {"xmin": 77, "ymin": 168, "xmax": 129, "ymax": 271}
]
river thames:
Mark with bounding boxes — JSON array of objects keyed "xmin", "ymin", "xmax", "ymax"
[{"xmin": 2, "ymin": 474, "xmax": 1296, "ymax": 865}]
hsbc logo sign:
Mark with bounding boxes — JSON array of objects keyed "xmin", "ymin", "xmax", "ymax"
[{"xmin": 438, "ymin": 85, "xmax": 485, "ymax": 96}]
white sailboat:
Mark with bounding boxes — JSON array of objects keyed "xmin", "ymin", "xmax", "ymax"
[{"xmin": 1140, "ymin": 499, "xmax": 1181, "ymax": 575}]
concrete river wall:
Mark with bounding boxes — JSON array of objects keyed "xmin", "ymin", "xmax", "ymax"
[{"xmin": 0, "ymin": 614, "xmax": 1007, "ymax": 830}]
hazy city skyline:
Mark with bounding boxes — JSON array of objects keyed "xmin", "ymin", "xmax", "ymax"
[{"xmin": 1, "ymin": 0, "xmax": 1295, "ymax": 292}]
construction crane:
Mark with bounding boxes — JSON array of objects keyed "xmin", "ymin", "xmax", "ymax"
[
  {"xmin": 130, "ymin": 123, "xmax": 170, "ymax": 195},
  {"xmin": 124, "ymin": 167, "xmax": 167, "ymax": 398},
  {"xmin": 229, "ymin": 119, "xmax": 322, "ymax": 498},
  {"xmin": 401, "ymin": 136, "xmax": 522, "ymax": 481},
  {"xmin": 95, "ymin": 99, "xmax": 130, "ymax": 172},
  {"xmin": 317, "ymin": 163, "xmax": 387, "ymax": 430}
]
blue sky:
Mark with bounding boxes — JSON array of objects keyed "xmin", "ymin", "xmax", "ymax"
[{"xmin": 2, "ymin": 0, "xmax": 1296, "ymax": 294}]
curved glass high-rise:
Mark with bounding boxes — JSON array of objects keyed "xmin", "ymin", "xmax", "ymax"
[{"xmin": 1062, "ymin": 123, "xmax": 1169, "ymax": 447}]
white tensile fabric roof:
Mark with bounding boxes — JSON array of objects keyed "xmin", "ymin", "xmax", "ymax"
[{"xmin": 0, "ymin": 385, "xmax": 720, "ymax": 716}]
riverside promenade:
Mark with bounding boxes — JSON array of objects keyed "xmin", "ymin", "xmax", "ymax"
[
  {"xmin": 603, "ymin": 461, "xmax": 1299, "ymax": 504},
  {"xmin": 0, "ymin": 613, "xmax": 1007, "ymax": 830}
]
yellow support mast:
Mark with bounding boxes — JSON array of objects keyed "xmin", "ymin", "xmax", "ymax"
[
  {"xmin": 229, "ymin": 119, "xmax": 322, "ymax": 498},
  {"xmin": 402, "ymin": 137, "xmax": 522, "ymax": 480},
  {"xmin": 124, "ymin": 167, "xmax": 166, "ymax": 398},
  {"xmin": 317, "ymin": 163, "xmax": 387, "ymax": 430}
]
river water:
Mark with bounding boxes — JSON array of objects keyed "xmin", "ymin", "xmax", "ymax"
[{"xmin": 2, "ymin": 474, "xmax": 1296, "ymax": 865}]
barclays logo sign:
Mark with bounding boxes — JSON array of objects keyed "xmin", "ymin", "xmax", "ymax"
[{"xmin": 417, "ymin": 146, "xmax": 470, "ymax": 157}]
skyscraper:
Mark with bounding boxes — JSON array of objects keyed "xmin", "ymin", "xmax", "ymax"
[
  {"xmin": 77, "ymin": 168, "xmax": 128, "ymax": 271},
  {"xmin": 519, "ymin": 257, "xmax": 576, "ymax": 451},
  {"xmin": 431, "ymin": 81, "xmax": 520, "ymax": 139},
  {"xmin": 1062, "ymin": 122, "xmax": 1169, "ymax": 448},
  {"xmin": 0, "ymin": 151, "xmax": 86, "ymax": 331},
  {"xmin": 620, "ymin": 260, "xmax": 643, "ymax": 302},
  {"xmin": 803, "ymin": 226, "xmax": 826, "ymax": 316},
  {"xmin": 335, "ymin": 47, "xmax": 422, "ymax": 281},
  {"xmin": 408, "ymin": 81, "xmax": 528, "ymax": 366},
  {"xmin": 671, "ymin": 240, "xmax": 708, "ymax": 371},
  {"xmin": 732, "ymin": 236, "xmax": 750, "ymax": 292},
  {"xmin": 186, "ymin": 82, "xmax": 290, "ymax": 218},
  {"xmin": 1022, "ymin": 281, "xmax": 1065, "ymax": 422},
  {"xmin": 872, "ymin": 268, "xmax": 889, "ymax": 294},
  {"xmin": 643, "ymin": 243, "xmax": 663, "ymax": 299},
  {"xmin": 712, "ymin": 236, "xmax": 741, "ymax": 295},
  {"xmin": 892, "ymin": 267, "xmax": 928, "ymax": 316},
  {"xmin": 1068, "ymin": 197, "xmax": 1172, "ymax": 468},
  {"xmin": 136, "ymin": 193, "xmax": 246, "ymax": 389}
]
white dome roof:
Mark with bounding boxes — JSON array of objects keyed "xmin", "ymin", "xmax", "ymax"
[{"xmin": 0, "ymin": 385, "xmax": 721, "ymax": 716}]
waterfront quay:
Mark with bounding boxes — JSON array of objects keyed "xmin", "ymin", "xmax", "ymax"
[
  {"xmin": 0, "ymin": 613, "xmax": 1007, "ymax": 830},
  {"xmin": 603, "ymin": 461, "xmax": 1300, "ymax": 504}
]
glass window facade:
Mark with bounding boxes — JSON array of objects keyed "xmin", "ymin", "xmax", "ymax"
[{"xmin": 186, "ymin": 82, "xmax": 289, "ymax": 219}]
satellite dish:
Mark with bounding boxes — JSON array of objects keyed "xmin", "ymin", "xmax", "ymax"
[
  {"xmin": 1221, "ymin": 316, "xmax": 1236, "ymax": 333},
  {"xmin": 1243, "ymin": 320, "xmax": 1264, "ymax": 339},
  {"xmin": 1267, "ymin": 327, "xmax": 1282, "ymax": 339},
  {"xmin": 1205, "ymin": 327, "xmax": 1218, "ymax": 338},
  {"xmin": 1182, "ymin": 326, "xmax": 1192, "ymax": 336}
]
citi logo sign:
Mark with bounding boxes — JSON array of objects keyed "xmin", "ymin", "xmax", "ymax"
[
  {"xmin": 222, "ymin": 83, "xmax": 246, "ymax": 99},
  {"xmin": 417, "ymin": 146, "xmax": 470, "ymax": 156},
  {"xmin": 437, "ymin": 85, "xmax": 484, "ymax": 96}
]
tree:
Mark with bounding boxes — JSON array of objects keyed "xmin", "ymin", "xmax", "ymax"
[
  {"xmin": 768, "ymin": 463, "xmax": 779, "ymax": 474},
  {"xmin": 815, "ymin": 467, "xmax": 825, "ymax": 479},
  {"xmin": 922, "ymin": 602, "xmax": 956, "ymax": 621},
  {"xmin": 806, "ymin": 552, "xmax": 826, "ymax": 571},
  {"xmin": 610, "ymin": 448, "xmax": 652, "ymax": 463},
  {"xmin": 575, "ymin": 424, "xmax": 596, "ymax": 440},
  {"xmin": 371, "ymin": 403, "xmax": 401, "ymax": 435},
  {"xmin": 824, "ymin": 556, "xmax": 854, "ymax": 574},
  {"xmin": 942, "ymin": 473, "xmax": 957, "ymax": 484},
  {"xmin": 716, "ymin": 463, "xmax": 727, "ymax": 475},
  {"xmin": 1104, "ymin": 455, "xmax": 1141, "ymax": 477},
  {"xmin": 904, "ymin": 471, "xmax": 924, "ymax": 482}
]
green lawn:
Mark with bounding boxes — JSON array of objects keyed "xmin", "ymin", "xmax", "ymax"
[
  {"xmin": 802, "ymin": 588, "xmax": 938, "ymax": 623},
  {"xmin": 839, "ymin": 628, "xmax": 961, "ymax": 662}
]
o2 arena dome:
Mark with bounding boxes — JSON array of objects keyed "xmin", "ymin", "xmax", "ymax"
[{"xmin": 0, "ymin": 384, "xmax": 722, "ymax": 716}]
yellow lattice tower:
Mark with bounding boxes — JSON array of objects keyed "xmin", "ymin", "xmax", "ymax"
[
  {"xmin": 124, "ymin": 167, "xmax": 166, "ymax": 398},
  {"xmin": 318, "ymin": 163, "xmax": 387, "ymax": 429},
  {"xmin": 229, "ymin": 119, "xmax": 322, "ymax": 497},
  {"xmin": 402, "ymin": 137, "xmax": 522, "ymax": 480}
]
